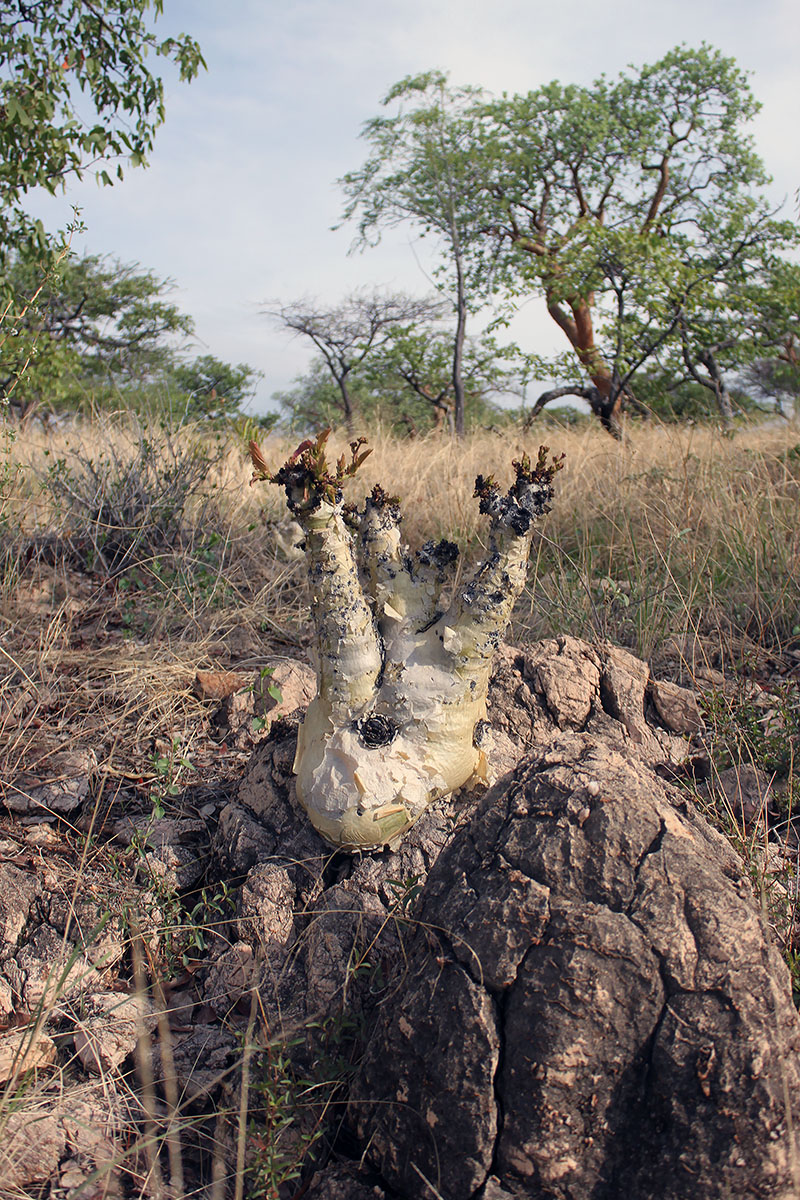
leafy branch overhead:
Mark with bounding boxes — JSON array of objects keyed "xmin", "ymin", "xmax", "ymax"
[{"xmin": 0, "ymin": 1, "xmax": 205, "ymax": 277}]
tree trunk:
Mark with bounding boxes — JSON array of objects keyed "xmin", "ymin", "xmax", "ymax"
[
  {"xmin": 545, "ymin": 294, "xmax": 625, "ymax": 438},
  {"xmin": 452, "ymin": 256, "xmax": 468, "ymax": 437},
  {"xmin": 698, "ymin": 349, "xmax": 734, "ymax": 426},
  {"xmin": 337, "ymin": 374, "xmax": 356, "ymax": 435}
]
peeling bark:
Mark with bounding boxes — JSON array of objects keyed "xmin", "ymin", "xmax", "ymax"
[{"xmin": 251, "ymin": 433, "xmax": 563, "ymax": 848}]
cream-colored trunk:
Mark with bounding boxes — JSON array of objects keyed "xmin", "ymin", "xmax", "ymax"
[{"xmin": 253, "ymin": 436, "xmax": 561, "ymax": 849}]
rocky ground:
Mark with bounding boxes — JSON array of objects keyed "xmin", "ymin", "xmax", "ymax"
[{"xmin": 2, "ymin": 608, "xmax": 799, "ymax": 1198}]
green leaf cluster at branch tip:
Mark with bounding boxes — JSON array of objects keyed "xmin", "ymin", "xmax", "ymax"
[
  {"xmin": 249, "ymin": 429, "xmax": 373, "ymax": 510},
  {"xmin": 474, "ymin": 444, "xmax": 565, "ymax": 504}
]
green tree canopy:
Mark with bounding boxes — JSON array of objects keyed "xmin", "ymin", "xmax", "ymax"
[
  {"xmin": 472, "ymin": 45, "xmax": 795, "ymax": 432},
  {"xmin": 340, "ymin": 72, "xmax": 488, "ymax": 435},
  {"xmin": 169, "ymin": 354, "xmax": 262, "ymax": 422},
  {"xmin": 1, "ymin": 251, "xmax": 258, "ymax": 422},
  {"xmin": 344, "ymin": 47, "xmax": 796, "ymax": 435},
  {"xmin": 0, "ymin": 0, "xmax": 204, "ymax": 275}
]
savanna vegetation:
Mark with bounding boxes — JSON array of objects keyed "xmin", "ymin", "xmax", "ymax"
[{"xmin": 1, "ymin": 4, "xmax": 799, "ymax": 1194}]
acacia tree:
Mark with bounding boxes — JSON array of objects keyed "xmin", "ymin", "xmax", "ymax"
[
  {"xmin": 267, "ymin": 290, "xmax": 440, "ymax": 433},
  {"xmin": 364, "ymin": 325, "xmax": 521, "ymax": 433},
  {"xmin": 340, "ymin": 72, "xmax": 486, "ymax": 436},
  {"xmin": 2, "ymin": 252, "xmax": 259, "ymax": 422},
  {"xmin": 521, "ymin": 214, "xmax": 795, "ymax": 429},
  {"xmin": 2, "ymin": 252, "xmax": 191, "ymax": 418},
  {"xmin": 736, "ymin": 259, "xmax": 800, "ymax": 410},
  {"xmin": 0, "ymin": 1, "xmax": 204, "ymax": 275},
  {"xmin": 470, "ymin": 45, "xmax": 790, "ymax": 434}
]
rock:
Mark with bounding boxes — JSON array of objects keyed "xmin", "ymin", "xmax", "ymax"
[
  {"xmin": 235, "ymin": 727, "xmax": 303, "ymax": 823},
  {"xmin": 0, "ymin": 1079, "xmax": 124, "ymax": 1191},
  {"xmin": 2, "ymin": 1107, "xmax": 67, "ymax": 1188},
  {"xmin": 203, "ymin": 941, "xmax": 257, "ymax": 1017},
  {"xmin": 304, "ymin": 1163, "xmax": 387, "ymax": 1198},
  {"xmin": 150, "ymin": 1024, "xmax": 238, "ymax": 1101},
  {"xmin": 218, "ymin": 638, "xmax": 696, "ymax": 1046},
  {"xmin": 194, "ymin": 668, "xmax": 251, "ymax": 700},
  {"xmin": 0, "ymin": 861, "xmax": 39, "ymax": 949},
  {"xmin": 711, "ymin": 764, "xmax": 774, "ymax": 825},
  {"xmin": 4, "ymin": 924, "xmax": 105, "ymax": 1012},
  {"xmin": 72, "ymin": 990, "xmax": 156, "ymax": 1073},
  {"xmin": 237, "ymin": 863, "xmax": 296, "ymax": 951},
  {"xmin": 351, "ymin": 734, "xmax": 800, "ymax": 1200},
  {"xmin": 117, "ymin": 815, "xmax": 211, "ymax": 890},
  {"xmin": 2, "ymin": 747, "xmax": 94, "ymax": 817},
  {"xmin": 214, "ymin": 800, "xmax": 283, "ymax": 875},
  {"xmin": 598, "ymin": 641, "xmax": 652, "ymax": 744},
  {"xmin": 522, "ymin": 636, "xmax": 600, "ymax": 729},
  {"xmin": 44, "ymin": 886, "xmax": 129, "ymax": 971},
  {"xmin": 652, "ymin": 677, "xmax": 704, "ymax": 734},
  {"xmin": 0, "ymin": 842, "xmax": 160, "ymax": 1021},
  {"xmin": 213, "ymin": 659, "xmax": 315, "ymax": 749},
  {"xmin": 0, "ymin": 1026, "xmax": 57, "ymax": 1082}
]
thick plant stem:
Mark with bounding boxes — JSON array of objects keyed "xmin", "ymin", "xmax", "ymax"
[
  {"xmin": 301, "ymin": 500, "xmax": 382, "ymax": 723},
  {"xmin": 252, "ymin": 434, "xmax": 562, "ymax": 849}
]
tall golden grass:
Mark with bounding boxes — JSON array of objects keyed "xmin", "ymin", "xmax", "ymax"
[{"xmin": 7, "ymin": 412, "xmax": 800, "ymax": 670}]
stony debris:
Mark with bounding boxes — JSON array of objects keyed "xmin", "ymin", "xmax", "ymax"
[
  {"xmin": 211, "ymin": 658, "xmax": 315, "ymax": 750},
  {"xmin": 710, "ymin": 763, "xmax": 775, "ymax": 826},
  {"xmin": 0, "ymin": 1026, "xmax": 57, "ymax": 1082},
  {"xmin": 2, "ymin": 747, "xmax": 95, "ymax": 818},
  {"xmin": 116, "ymin": 814, "xmax": 211, "ymax": 890},
  {"xmin": 72, "ymin": 990, "xmax": 157, "ymax": 1073},
  {"xmin": 149, "ymin": 1023, "xmax": 239, "ymax": 1102},
  {"xmin": 651, "ymin": 677, "xmax": 704, "ymax": 734},
  {"xmin": 0, "ymin": 860, "xmax": 39, "ymax": 948},
  {"xmin": 1, "ymin": 1079, "xmax": 126, "ymax": 1192},
  {"xmin": 0, "ymin": 638, "xmax": 791, "ymax": 1199},
  {"xmin": 0, "ymin": 832, "xmax": 162, "ymax": 1023},
  {"xmin": 203, "ymin": 941, "xmax": 258, "ymax": 1018},
  {"xmin": 304, "ymin": 1162, "xmax": 388, "ymax": 1198},
  {"xmin": 5, "ymin": 923, "xmax": 107, "ymax": 1012},
  {"xmin": 2, "ymin": 1103, "xmax": 68, "ymax": 1189}
]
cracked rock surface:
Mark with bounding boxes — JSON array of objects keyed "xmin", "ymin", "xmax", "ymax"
[{"xmin": 351, "ymin": 729, "xmax": 800, "ymax": 1199}]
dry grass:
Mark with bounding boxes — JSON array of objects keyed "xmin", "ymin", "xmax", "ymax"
[{"xmin": 3, "ymin": 412, "xmax": 799, "ymax": 783}]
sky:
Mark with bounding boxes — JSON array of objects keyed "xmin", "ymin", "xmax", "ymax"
[{"xmin": 26, "ymin": 0, "xmax": 800, "ymax": 415}]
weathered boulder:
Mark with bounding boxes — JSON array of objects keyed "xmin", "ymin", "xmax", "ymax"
[
  {"xmin": 650, "ymin": 677, "xmax": 704, "ymax": 734},
  {"xmin": 351, "ymin": 731, "xmax": 800, "ymax": 1199},
  {"xmin": 116, "ymin": 814, "xmax": 212, "ymax": 889},
  {"xmin": 1, "ymin": 1078, "xmax": 126, "ymax": 1192},
  {"xmin": 0, "ymin": 1026, "xmax": 57, "ymax": 1082},
  {"xmin": 0, "ymin": 827, "xmax": 162, "ymax": 1019},
  {"xmin": 304, "ymin": 1163, "xmax": 387, "ymax": 1198},
  {"xmin": 209, "ymin": 638, "xmax": 699, "ymax": 1044},
  {"xmin": 710, "ymin": 763, "xmax": 774, "ymax": 826},
  {"xmin": 210, "ymin": 658, "xmax": 315, "ymax": 750}
]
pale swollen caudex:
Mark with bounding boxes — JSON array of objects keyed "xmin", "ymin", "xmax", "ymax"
[{"xmin": 250, "ymin": 431, "xmax": 564, "ymax": 850}]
